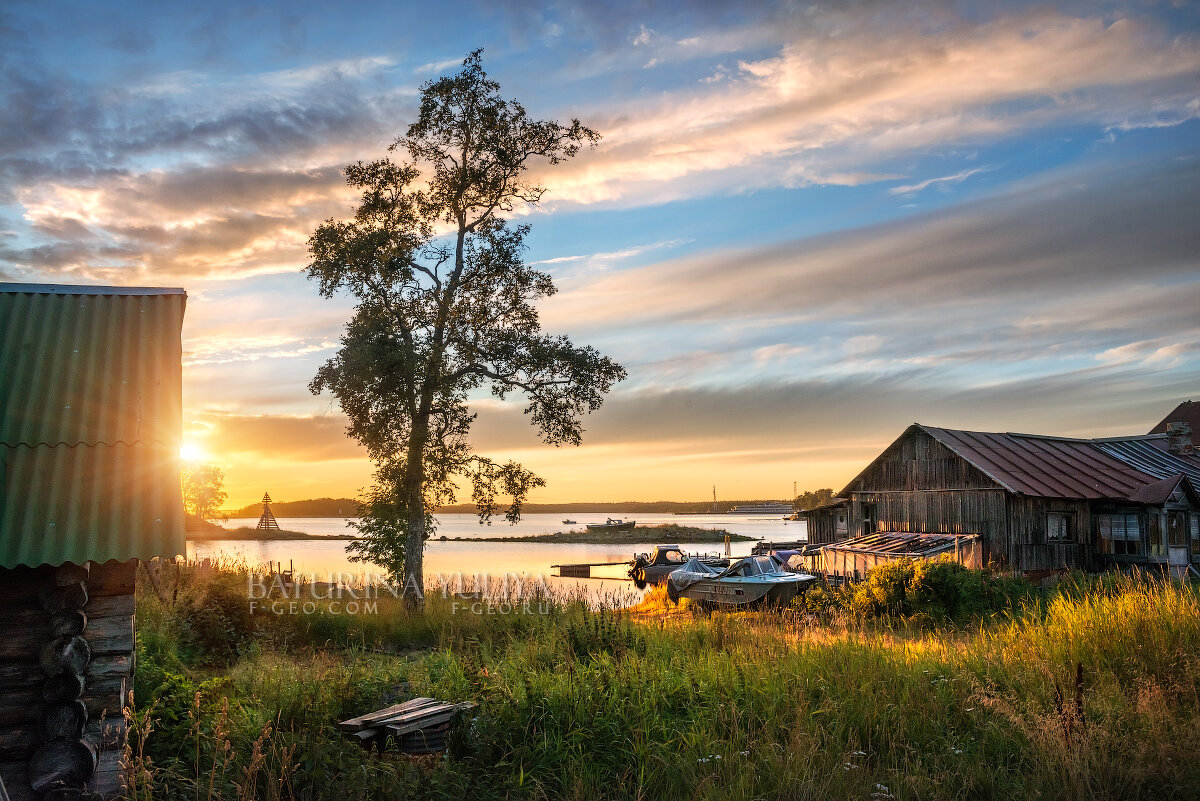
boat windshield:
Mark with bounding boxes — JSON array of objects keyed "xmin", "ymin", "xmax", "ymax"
[
  {"xmin": 655, "ymin": 548, "xmax": 685, "ymax": 564},
  {"xmin": 725, "ymin": 556, "xmax": 781, "ymax": 577}
]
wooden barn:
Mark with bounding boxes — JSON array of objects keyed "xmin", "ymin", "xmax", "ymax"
[
  {"xmin": 801, "ymin": 417, "xmax": 1200, "ymax": 576},
  {"xmin": 0, "ymin": 284, "xmax": 187, "ymax": 799}
]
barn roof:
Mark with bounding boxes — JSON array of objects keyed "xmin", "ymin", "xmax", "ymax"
[
  {"xmin": 843, "ymin": 423, "xmax": 1200, "ymax": 503},
  {"xmin": 0, "ymin": 283, "xmax": 187, "ymax": 568}
]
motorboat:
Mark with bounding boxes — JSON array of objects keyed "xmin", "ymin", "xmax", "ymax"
[
  {"xmin": 585, "ymin": 518, "xmax": 636, "ymax": 533},
  {"xmin": 562, "ymin": 519, "xmax": 577, "ymax": 524},
  {"xmin": 628, "ymin": 545, "xmax": 727, "ymax": 588},
  {"xmin": 666, "ymin": 554, "xmax": 816, "ymax": 608}
]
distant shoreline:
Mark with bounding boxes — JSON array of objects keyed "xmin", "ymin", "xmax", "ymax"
[
  {"xmin": 187, "ymin": 526, "xmax": 358, "ymax": 542},
  {"xmin": 186, "ymin": 523, "xmax": 755, "ymax": 545},
  {"xmin": 221, "ymin": 497, "xmax": 797, "ymax": 518},
  {"xmin": 440, "ymin": 524, "xmax": 754, "ymax": 545}
]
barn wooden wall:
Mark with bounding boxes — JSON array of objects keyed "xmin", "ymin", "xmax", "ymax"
[{"xmin": 0, "ymin": 560, "xmax": 134, "ymax": 800}]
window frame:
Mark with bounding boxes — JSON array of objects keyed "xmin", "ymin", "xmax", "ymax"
[
  {"xmin": 1097, "ymin": 511, "xmax": 1143, "ymax": 557},
  {"xmin": 1046, "ymin": 511, "xmax": 1076, "ymax": 544}
]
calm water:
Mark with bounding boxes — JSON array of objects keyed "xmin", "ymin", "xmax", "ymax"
[{"xmin": 187, "ymin": 512, "xmax": 807, "ymax": 599}]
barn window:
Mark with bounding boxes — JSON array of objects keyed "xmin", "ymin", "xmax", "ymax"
[
  {"xmin": 1098, "ymin": 513, "xmax": 1141, "ymax": 556},
  {"xmin": 1191, "ymin": 516, "xmax": 1199, "ymax": 560},
  {"xmin": 1046, "ymin": 512, "xmax": 1075, "ymax": 542}
]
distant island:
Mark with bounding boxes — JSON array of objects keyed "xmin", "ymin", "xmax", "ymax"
[
  {"xmin": 443, "ymin": 523, "xmax": 753, "ymax": 545},
  {"xmin": 185, "ymin": 515, "xmax": 355, "ymax": 541},
  {"xmin": 225, "ymin": 497, "xmax": 798, "ymax": 518}
]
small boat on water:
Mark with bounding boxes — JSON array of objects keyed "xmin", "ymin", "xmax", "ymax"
[
  {"xmin": 585, "ymin": 517, "xmax": 636, "ymax": 533},
  {"xmin": 666, "ymin": 554, "xmax": 816, "ymax": 608},
  {"xmin": 562, "ymin": 519, "xmax": 577, "ymax": 524},
  {"xmin": 628, "ymin": 545, "xmax": 727, "ymax": 588}
]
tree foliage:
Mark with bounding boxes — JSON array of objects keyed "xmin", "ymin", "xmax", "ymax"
[
  {"xmin": 793, "ymin": 488, "xmax": 837, "ymax": 511},
  {"xmin": 308, "ymin": 51, "xmax": 625, "ymax": 602},
  {"xmin": 181, "ymin": 463, "xmax": 228, "ymax": 521}
]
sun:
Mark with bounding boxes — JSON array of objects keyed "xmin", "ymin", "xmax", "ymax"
[{"xmin": 179, "ymin": 441, "xmax": 208, "ymax": 463}]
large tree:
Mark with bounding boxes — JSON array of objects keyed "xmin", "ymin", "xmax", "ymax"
[{"xmin": 308, "ymin": 51, "xmax": 625, "ymax": 605}]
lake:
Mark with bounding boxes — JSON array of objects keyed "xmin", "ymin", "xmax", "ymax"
[{"xmin": 187, "ymin": 512, "xmax": 807, "ymax": 600}]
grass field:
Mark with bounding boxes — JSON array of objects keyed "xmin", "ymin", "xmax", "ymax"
[{"xmin": 126, "ymin": 559, "xmax": 1200, "ymax": 800}]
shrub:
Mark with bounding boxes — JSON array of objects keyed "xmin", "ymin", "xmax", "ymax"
[{"xmin": 845, "ymin": 557, "xmax": 1032, "ymax": 622}]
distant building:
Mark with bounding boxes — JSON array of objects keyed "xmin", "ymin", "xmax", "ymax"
[
  {"xmin": 0, "ymin": 284, "xmax": 187, "ymax": 799},
  {"xmin": 801, "ymin": 411, "xmax": 1200, "ymax": 577}
]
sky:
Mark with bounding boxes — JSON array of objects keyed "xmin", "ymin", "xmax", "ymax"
[{"xmin": 2, "ymin": 0, "xmax": 1199, "ymax": 508}]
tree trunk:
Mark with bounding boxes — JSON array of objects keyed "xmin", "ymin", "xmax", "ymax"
[{"xmin": 402, "ymin": 421, "xmax": 430, "ymax": 611}]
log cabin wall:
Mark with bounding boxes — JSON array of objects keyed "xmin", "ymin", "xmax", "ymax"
[{"xmin": 0, "ymin": 560, "xmax": 134, "ymax": 800}]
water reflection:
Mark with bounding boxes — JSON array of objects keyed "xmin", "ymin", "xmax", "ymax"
[{"xmin": 189, "ymin": 512, "xmax": 807, "ymax": 602}]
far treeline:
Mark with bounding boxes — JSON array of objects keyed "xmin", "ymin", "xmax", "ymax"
[{"xmin": 228, "ymin": 491, "xmax": 840, "ymax": 518}]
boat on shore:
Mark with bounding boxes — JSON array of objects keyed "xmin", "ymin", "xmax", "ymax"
[
  {"xmin": 628, "ymin": 544, "xmax": 728, "ymax": 588},
  {"xmin": 585, "ymin": 518, "xmax": 636, "ymax": 533},
  {"xmin": 666, "ymin": 555, "xmax": 816, "ymax": 608}
]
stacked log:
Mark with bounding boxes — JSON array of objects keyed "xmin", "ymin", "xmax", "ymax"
[{"xmin": 0, "ymin": 562, "xmax": 135, "ymax": 801}]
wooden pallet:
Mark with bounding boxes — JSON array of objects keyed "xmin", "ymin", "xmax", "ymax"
[{"xmin": 338, "ymin": 698, "xmax": 476, "ymax": 754}]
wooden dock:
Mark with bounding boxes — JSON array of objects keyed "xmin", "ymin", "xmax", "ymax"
[{"xmin": 550, "ymin": 559, "xmax": 631, "ymax": 578}]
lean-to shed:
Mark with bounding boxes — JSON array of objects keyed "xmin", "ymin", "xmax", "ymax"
[{"xmin": 0, "ymin": 283, "xmax": 187, "ymax": 800}]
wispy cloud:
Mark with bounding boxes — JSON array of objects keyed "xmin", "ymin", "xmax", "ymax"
[
  {"xmin": 889, "ymin": 166, "xmax": 992, "ymax": 195},
  {"xmin": 539, "ymin": 9, "xmax": 1200, "ymax": 207},
  {"xmin": 413, "ymin": 57, "xmax": 464, "ymax": 74}
]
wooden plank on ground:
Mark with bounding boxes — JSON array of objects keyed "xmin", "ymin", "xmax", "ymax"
[
  {"xmin": 384, "ymin": 703, "xmax": 475, "ymax": 737},
  {"xmin": 337, "ymin": 698, "xmax": 440, "ymax": 732}
]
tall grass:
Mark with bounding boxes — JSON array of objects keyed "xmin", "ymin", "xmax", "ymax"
[{"xmin": 126, "ymin": 560, "xmax": 1200, "ymax": 800}]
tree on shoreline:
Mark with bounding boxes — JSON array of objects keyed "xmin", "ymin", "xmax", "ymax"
[
  {"xmin": 308, "ymin": 51, "xmax": 625, "ymax": 607},
  {"xmin": 181, "ymin": 463, "xmax": 228, "ymax": 522}
]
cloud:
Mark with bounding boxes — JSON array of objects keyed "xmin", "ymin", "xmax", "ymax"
[
  {"xmin": 414, "ymin": 57, "xmax": 464, "ymax": 74},
  {"xmin": 542, "ymin": 158, "xmax": 1200, "ymax": 334},
  {"xmin": 889, "ymin": 166, "xmax": 992, "ymax": 195},
  {"xmin": 536, "ymin": 8, "xmax": 1200, "ymax": 207}
]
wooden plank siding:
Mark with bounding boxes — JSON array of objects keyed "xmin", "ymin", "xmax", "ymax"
[
  {"xmin": 851, "ymin": 490, "xmax": 1007, "ymax": 566},
  {"xmin": 837, "ymin": 428, "xmax": 1103, "ymax": 572}
]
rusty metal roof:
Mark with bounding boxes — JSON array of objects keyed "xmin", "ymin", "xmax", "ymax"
[
  {"xmin": 822, "ymin": 532, "xmax": 979, "ymax": 558},
  {"xmin": 0, "ymin": 283, "xmax": 187, "ymax": 568},
  {"xmin": 917, "ymin": 426, "xmax": 1156, "ymax": 500},
  {"xmin": 844, "ymin": 424, "xmax": 1200, "ymax": 503}
]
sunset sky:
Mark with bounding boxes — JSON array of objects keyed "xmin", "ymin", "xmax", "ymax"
[{"xmin": 2, "ymin": 1, "xmax": 1199, "ymax": 508}]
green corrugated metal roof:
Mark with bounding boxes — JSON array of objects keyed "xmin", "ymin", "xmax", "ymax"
[{"xmin": 0, "ymin": 283, "xmax": 187, "ymax": 568}]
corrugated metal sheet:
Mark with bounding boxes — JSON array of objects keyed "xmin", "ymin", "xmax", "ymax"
[
  {"xmin": 0, "ymin": 443, "xmax": 184, "ymax": 567},
  {"xmin": 1095, "ymin": 436, "xmax": 1200, "ymax": 487},
  {"xmin": 0, "ymin": 284, "xmax": 187, "ymax": 568},
  {"xmin": 918, "ymin": 426, "xmax": 1155, "ymax": 500},
  {"xmin": 1, "ymin": 287, "xmax": 184, "ymax": 446},
  {"xmin": 822, "ymin": 531, "xmax": 979, "ymax": 558}
]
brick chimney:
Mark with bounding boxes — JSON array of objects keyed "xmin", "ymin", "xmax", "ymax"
[{"xmin": 1166, "ymin": 421, "xmax": 1194, "ymax": 456}]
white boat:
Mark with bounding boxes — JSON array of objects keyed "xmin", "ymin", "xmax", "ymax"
[{"xmin": 666, "ymin": 555, "xmax": 816, "ymax": 608}]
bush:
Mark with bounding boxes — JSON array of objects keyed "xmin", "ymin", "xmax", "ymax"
[
  {"xmin": 173, "ymin": 572, "xmax": 259, "ymax": 666},
  {"xmin": 845, "ymin": 557, "xmax": 1032, "ymax": 622}
]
